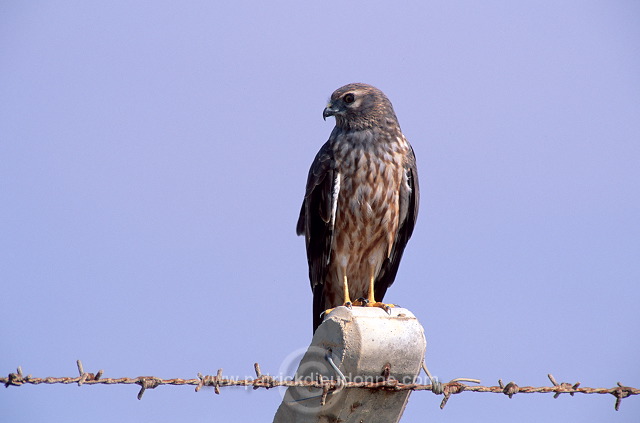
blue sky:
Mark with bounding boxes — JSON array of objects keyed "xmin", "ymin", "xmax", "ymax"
[{"xmin": 1, "ymin": 1, "xmax": 639, "ymax": 422}]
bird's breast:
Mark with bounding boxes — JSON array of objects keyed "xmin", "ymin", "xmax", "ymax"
[{"xmin": 331, "ymin": 133, "xmax": 409, "ymax": 269}]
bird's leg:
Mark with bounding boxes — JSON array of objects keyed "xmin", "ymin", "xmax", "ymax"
[
  {"xmin": 323, "ymin": 271, "xmax": 353, "ymax": 318},
  {"xmin": 341, "ymin": 273, "xmax": 353, "ymax": 307},
  {"xmin": 365, "ymin": 271, "xmax": 394, "ymax": 313},
  {"xmin": 367, "ymin": 273, "xmax": 376, "ymax": 304}
]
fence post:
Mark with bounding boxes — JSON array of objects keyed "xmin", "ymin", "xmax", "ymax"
[{"xmin": 273, "ymin": 306, "xmax": 426, "ymax": 423}]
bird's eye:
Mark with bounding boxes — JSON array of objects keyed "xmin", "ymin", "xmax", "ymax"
[{"xmin": 343, "ymin": 93, "xmax": 355, "ymax": 104}]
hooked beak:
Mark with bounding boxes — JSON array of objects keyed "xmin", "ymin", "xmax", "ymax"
[{"xmin": 323, "ymin": 104, "xmax": 339, "ymax": 121}]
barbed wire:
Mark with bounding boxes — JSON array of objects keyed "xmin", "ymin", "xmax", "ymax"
[{"xmin": 2, "ymin": 360, "xmax": 637, "ymax": 410}]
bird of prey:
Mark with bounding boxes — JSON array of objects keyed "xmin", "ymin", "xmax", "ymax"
[{"xmin": 297, "ymin": 83, "xmax": 420, "ymax": 333}]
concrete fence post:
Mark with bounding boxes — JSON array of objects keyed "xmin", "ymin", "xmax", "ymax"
[{"xmin": 273, "ymin": 306, "xmax": 426, "ymax": 423}]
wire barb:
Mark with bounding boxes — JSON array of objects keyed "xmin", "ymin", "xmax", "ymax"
[
  {"xmin": 136, "ymin": 377, "xmax": 162, "ymax": 400},
  {"xmin": 76, "ymin": 360, "xmax": 102, "ymax": 386},
  {"xmin": 548, "ymin": 373, "xmax": 579, "ymax": 399},
  {"xmin": 253, "ymin": 364, "xmax": 275, "ymax": 390},
  {"xmin": 195, "ymin": 369, "xmax": 224, "ymax": 395},
  {"xmin": 422, "ymin": 361, "xmax": 481, "ymax": 408},
  {"xmin": 319, "ymin": 374, "xmax": 331, "ymax": 406},
  {"xmin": 440, "ymin": 381, "xmax": 466, "ymax": 409},
  {"xmin": 4, "ymin": 366, "xmax": 28, "ymax": 388},
  {"xmin": 612, "ymin": 382, "xmax": 633, "ymax": 411},
  {"xmin": 498, "ymin": 380, "xmax": 519, "ymax": 398}
]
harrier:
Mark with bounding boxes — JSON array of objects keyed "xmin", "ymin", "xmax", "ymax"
[{"xmin": 297, "ymin": 83, "xmax": 419, "ymax": 333}]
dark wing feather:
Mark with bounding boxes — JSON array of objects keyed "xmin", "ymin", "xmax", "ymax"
[
  {"xmin": 374, "ymin": 144, "xmax": 419, "ymax": 301},
  {"xmin": 296, "ymin": 141, "xmax": 337, "ymax": 332}
]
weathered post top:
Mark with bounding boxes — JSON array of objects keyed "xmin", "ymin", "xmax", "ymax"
[{"xmin": 273, "ymin": 306, "xmax": 426, "ymax": 423}]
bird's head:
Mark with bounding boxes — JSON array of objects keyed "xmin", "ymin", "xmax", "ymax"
[{"xmin": 323, "ymin": 83, "xmax": 399, "ymax": 130}]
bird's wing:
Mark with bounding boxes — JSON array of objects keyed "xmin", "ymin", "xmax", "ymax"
[
  {"xmin": 296, "ymin": 141, "xmax": 338, "ymax": 332},
  {"xmin": 374, "ymin": 143, "xmax": 419, "ymax": 301}
]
